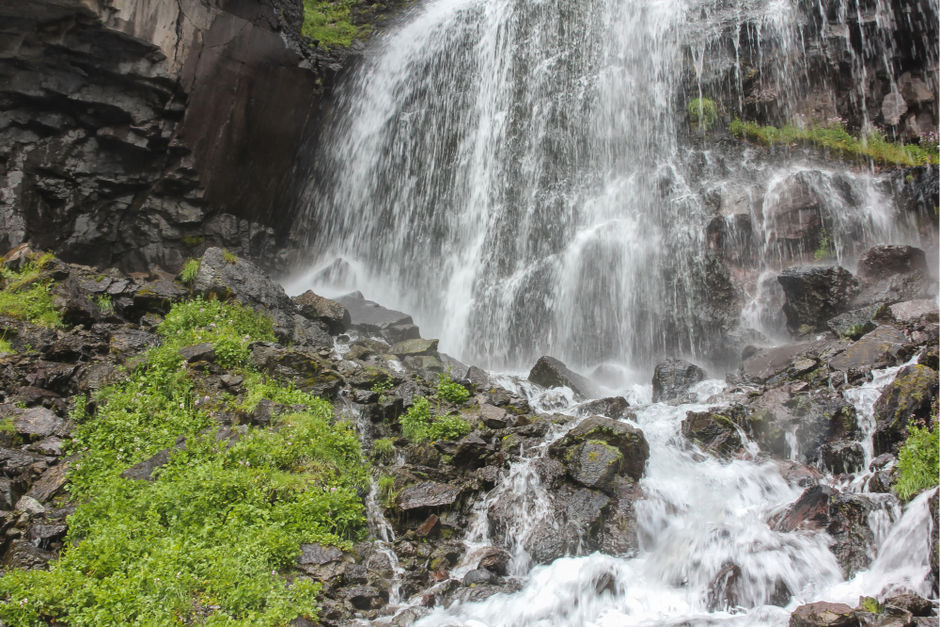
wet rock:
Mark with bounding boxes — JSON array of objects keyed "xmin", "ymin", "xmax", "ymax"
[
  {"xmin": 179, "ymin": 343, "xmax": 216, "ymax": 364},
  {"xmin": 0, "ymin": 477, "xmax": 20, "ymax": 510},
  {"xmin": 854, "ymin": 245, "xmax": 935, "ymax": 306},
  {"xmin": 3, "ymin": 405, "xmax": 65, "ymax": 440},
  {"xmin": 298, "ymin": 543, "xmax": 343, "ymax": 566},
  {"xmin": 871, "ymin": 364, "xmax": 938, "ymax": 456},
  {"xmin": 652, "ymin": 358, "xmax": 706, "ymax": 402},
  {"xmin": 396, "ymin": 481, "xmax": 459, "ymax": 513},
  {"xmin": 343, "ymin": 584, "xmax": 386, "ymax": 610},
  {"xmin": 471, "ymin": 546, "xmax": 510, "ymax": 576},
  {"xmin": 194, "ymin": 248, "xmax": 293, "ymax": 312},
  {"xmin": 778, "ymin": 265, "xmax": 859, "ymax": 334},
  {"xmin": 391, "ymin": 338, "xmax": 439, "ymax": 357},
  {"xmin": 818, "ymin": 440, "xmax": 865, "ymax": 475},
  {"xmin": 462, "ymin": 568, "xmax": 495, "ymax": 586},
  {"xmin": 772, "ymin": 485, "xmax": 875, "ymax": 577},
  {"xmin": 108, "ymin": 328, "xmax": 160, "ymax": 357},
  {"xmin": 479, "ymin": 403, "xmax": 510, "ymax": 429},
  {"xmin": 576, "ymin": 396, "xmax": 632, "ymax": 420},
  {"xmin": 27, "ymin": 523, "xmax": 67, "ymax": 550},
  {"xmin": 565, "ymin": 440, "xmax": 624, "ymax": 491},
  {"xmin": 121, "ymin": 439, "xmax": 185, "ymax": 481},
  {"xmin": 550, "ymin": 416, "xmax": 649, "ymax": 483},
  {"xmin": 706, "ymin": 562, "xmax": 741, "ymax": 611},
  {"xmin": 249, "ymin": 344, "xmax": 343, "ymax": 399},
  {"xmin": 1, "ymin": 538, "xmax": 57, "ymax": 570},
  {"xmin": 335, "ymin": 291, "xmax": 420, "ymax": 343},
  {"xmin": 16, "ymin": 496, "xmax": 45, "ymax": 515},
  {"xmin": 889, "ymin": 299, "xmax": 938, "ymax": 324},
  {"xmin": 741, "ymin": 340, "xmax": 830, "ymax": 383},
  {"xmin": 26, "ymin": 463, "xmax": 68, "ymax": 503},
  {"xmin": 292, "ymin": 290, "xmax": 350, "ymax": 334},
  {"xmin": 883, "ymin": 593, "xmax": 933, "ymax": 617},
  {"xmin": 828, "ymin": 326, "xmax": 911, "ymax": 379},
  {"xmin": 528, "ymin": 356, "xmax": 600, "ymax": 399},
  {"xmin": 453, "ymin": 432, "xmax": 491, "ymax": 469},
  {"xmin": 682, "ymin": 410, "xmax": 745, "ymax": 459},
  {"xmin": 826, "ymin": 304, "xmax": 889, "ymax": 339},
  {"xmin": 789, "ymin": 601, "xmax": 859, "ymax": 627},
  {"xmin": 132, "ymin": 279, "xmax": 187, "ymax": 316}
]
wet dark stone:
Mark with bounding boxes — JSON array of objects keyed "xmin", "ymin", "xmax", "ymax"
[
  {"xmin": 818, "ymin": 440, "xmax": 864, "ymax": 475},
  {"xmin": 682, "ymin": 410, "xmax": 745, "ymax": 459},
  {"xmin": 297, "ymin": 543, "xmax": 343, "ymax": 566},
  {"xmin": 652, "ymin": 358, "xmax": 706, "ymax": 402},
  {"xmin": 1, "ymin": 538, "xmax": 57, "ymax": 570},
  {"xmin": 335, "ymin": 291, "xmax": 420, "ymax": 343},
  {"xmin": 528, "ymin": 356, "xmax": 600, "ymax": 399},
  {"xmin": 577, "ymin": 396, "xmax": 632, "ymax": 420},
  {"xmin": 872, "ymin": 364, "xmax": 938, "ymax": 456},
  {"xmin": 550, "ymin": 415, "xmax": 649, "ymax": 483},
  {"xmin": 778, "ymin": 265, "xmax": 859, "ymax": 334},
  {"xmin": 462, "ymin": 568, "xmax": 495, "ymax": 586},
  {"xmin": 292, "ymin": 290, "xmax": 350, "ymax": 334},
  {"xmin": 396, "ymin": 481, "xmax": 459, "ymax": 512},
  {"xmin": 789, "ymin": 601, "xmax": 859, "ymax": 627}
]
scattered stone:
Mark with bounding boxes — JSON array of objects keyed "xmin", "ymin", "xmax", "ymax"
[
  {"xmin": 297, "ymin": 543, "xmax": 343, "ymax": 566},
  {"xmin": 826, "ymin": 304, "xmax": 889, "ymax": 339},
  {"xmin": 462, "ymin": 568, "xmax": 495, "ymax": 586},
  {"xmin": 26, "ymin": 464, "xmax": 68, "ymax": 502},
  {"xmin": 889, "ymin": 299, "xmax": 938, "ymax": 324},
  {"xmin": 15, "ymin": 495, "xmax": 45, "ymax": 515},
  {"xmin": 528, "ymin": 356, "xmax": 600, "ymax": 399},
  {"xmin": 2, "ymin": 406, "xmax": 65, "ymax": 440},
  {"xmin": 179, "ymin": 343, "xmax": 216, "ymax": 363},
  {"xmin": 828, "ymin": 325, "xmax": 910, "ymax": 376},
  {"xmin": 391, "ymin": 338, "xmax": 439, "ymax": 357},
  {"xmin": 682, "ymin": 410, "xmax": 745, "ymax": 459},
  {"xmin": 396, "ymin": 481, "xmax": 460, "ymax": 512},
  {"xmin": 576, "ymin": 396, "xmax": 632, "ymax": 420}
]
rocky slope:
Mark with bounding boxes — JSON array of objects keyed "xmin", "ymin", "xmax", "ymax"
[{"xmin": 0, "ymin": 241, "xmax": 935, "ymax": 624}]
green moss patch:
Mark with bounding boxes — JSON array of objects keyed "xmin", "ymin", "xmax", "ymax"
[
  {"xmin": 730, "ymin": 118, "xmax": 939, "ymax": 167},
  {"xmin": 302, "ymin": 0, "xmax": 371, "ymax": 48}
]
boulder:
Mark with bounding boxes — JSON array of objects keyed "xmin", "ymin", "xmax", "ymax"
[
  {"xmin": 334, "ymin": 291, "xmax": 420, "ymax": 343},
  {"xmin": 772, "ymin": 485, "xmax": 875, "ymax": 577},
  {"xmin": 825, "ymin": 303, "xmax": 889, "ymax": 339},
  {"xmin": 854, "ymin": 245, "xmax": 935, "ymax": 306},
  {"xmin": 871, "ymin": 364, "xmax": 938, "ymax": 456},
  {"xmin": 681, "ymin": 410, "xmax": 745, "ymax": 459},
  {"xmin": 741, "ymin": 340, "xmax": 830, "ymax": 383},
  {"xmin": 396, "ymin": 481, "xmax": 460, "ymax": 513},
  {"xmin": 292, "ymin": 290, "xmax": 350, "ymax": 334},
  {"xmin": 889, "ymin": 299, "xmax": 938, "ymax": 324},
  {"xmin": 2, "ymin": 406, "xmax": 66, "ymax": 440},
  {"xmin": 789, "ymin": 601, "xmax": 859, "ymax": 627},
  {"xmin": 827, "ymin": 325, "xmax": 910, "ymax": 378},
  {"xmin": 528, "ymin": 356, "xmax": 600, "ymax": 399},
  {"xmin": 777, "ymin": 266, "xmax": 859, "ymax": 334},
  {"xmin": 651, "ymin": 359, "xmax": 706, "ymax": 402},
  {"xmin": 818, "ymin": 440, "xmax": 864, "ymax": 475},
  {"xmin": 550, "ymin": 415, "xmax": 649, "ymax": 484},
  {"xmin": 576, "ymin": 396, "xmax": 632, "ymax": 420},
  {"xmin": 391, "ymin": 338, "xmax": 439, "ymax": 357}
]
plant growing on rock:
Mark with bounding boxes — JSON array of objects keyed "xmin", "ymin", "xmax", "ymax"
[
  {"xmin": 894, "ymin": 422, "xmax": 939, "ymax": 501},
  {"xmin": 687, "ymin": 97, "xmax": 718, "ymax": 130},
  {"xmin": 371, "ymin": 438, "xmax": 396, "ymax": 464},
  {"xmin": 180, "ymin": 258, "xmax": 200, "ymax": 284},
  {"xmin": 436, "ymin": 373, "xmax": 470, "ymax": 404},
  {"xmin": 400, "ymin": 396, "xmax": 470, "ymax": 443}
]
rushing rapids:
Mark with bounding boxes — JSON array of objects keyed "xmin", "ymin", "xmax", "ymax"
[{"xmin": 289, "ymin": 0, "xmax": 935, "ymax": 373}]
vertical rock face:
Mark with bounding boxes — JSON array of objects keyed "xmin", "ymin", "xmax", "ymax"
[{"xmin": 0, "ymin": 0, "xmax": 335, "ymax": 272}]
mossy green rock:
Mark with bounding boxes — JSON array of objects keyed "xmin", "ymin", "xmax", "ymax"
[
  {"xmin": 566, "ymin": 440, "xmax": 623, "ymax": 491},
  {"xmin": 872, "ymin": 364, "xmax": 938, "ymax": 455},
  {"xmin": 550, "ymin": 415, "xmax": 649, "ymax": 483},
  {"xmin": 391, "ymin": 338, "xmax": 439, "ymax": 357}
]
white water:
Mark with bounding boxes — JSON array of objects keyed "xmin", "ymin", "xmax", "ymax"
[
  {"xmin": 289, "ymin": 0, "xmax": 928, "ymax": 373},
  {"xmin": 410, "ymin": 366, "xmax": 934, "ymax": 626}
]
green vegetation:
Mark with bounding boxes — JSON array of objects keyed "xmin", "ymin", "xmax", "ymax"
[
  {"xmin": 95, "ymin": 294, "xmax": 114, "ymax": 313},
  {"xmin": 302, "ymin": 0, "xmax": 369, "ymax": 49},
  {"xmin": 0, "ymin": 299, "xmax": 368, "ymax": 625},
  {"xmin": 814, "ymin": 232, "xmax": 835, "ymax": 261},
  {"xmin": 222, "ymin": 249, "xmax": 238, "ymax": 265},
  {"xmin": 399, "ymin": 396, "xmax": 470, "ymax": 443},
  {"xmin": 371, "ymin": 438, "xmax": 396, "ymax": 464},
  {"xmin": 377, "ymin": 475, "xmax": 397, "ymax": 509},
  {"xmin": 181, "ymin": 235, "xmax": 205, "ymax": 248},
  {"xmin": 436, "ymin": 373, "xmax": 470, "ymax": 405},
  {"xmin": 0, "ymin": 253, "xmax": 62, "ymax": 328},
  {"xmin": 180, "ymin": 258, "xmax": 201, "ymax": 284},
  {"xmin": 859, "ymin": 596, "xmax": 882, "ymax": 614},
  {"xmin": 687, "ymin": 97, "xmax": 718, "ymax": 131},
  {"xmin": 730, "ymin": 118, "xmax": 940, "ymax": 166},
  {"xmin": 0, "ymin": 335, "xmax": 12, "ymax": 356},
  {"xmin": 894, "ymin": 422, "xmax": 939, "ymax": 501}
]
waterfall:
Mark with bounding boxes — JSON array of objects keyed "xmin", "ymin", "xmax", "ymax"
[{"xmin": 288, "ymin": 0, "xmax": 931, "ymax": 372}]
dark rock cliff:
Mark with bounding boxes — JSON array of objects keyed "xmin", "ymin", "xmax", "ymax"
[{"xmin": 0, "ymin": 0, "xmax": 365, "ymax": 273}]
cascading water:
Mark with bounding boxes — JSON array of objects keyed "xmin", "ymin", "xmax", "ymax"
[{"xmin": 288, "ymin": 0, "xmax": 932, "ymax": 373}]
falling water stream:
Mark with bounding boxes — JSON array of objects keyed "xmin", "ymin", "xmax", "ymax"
[{"xmin": 287, "ymin": 0, "xmax": 937, "ymax": 623}]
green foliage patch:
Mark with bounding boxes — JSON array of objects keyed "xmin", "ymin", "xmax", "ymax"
[
  {"xmin": 400, "ymin": 396, "xmax": 470, "ymax": 443},
  {"xmin": 0, "ymin": 299, "xmax": 368, "ymax": 625},
  {"xmin": 687, "ymin": 97, "xmax": 718, "ymax": 130},
  {"xmin": 302, "ymin": 0, "xmax": 370, "ymax": 48},
  {"xmin": 436, "ymin": 373, "xmax": 470, "ymax": 405},
  {"xmin": 0, "ymin": 254, "xmax": 61, "ymax": 327},
  {"xmin": 730, "ymin": 118, "xmax": 940, "ymax": 167},
  {"xmin": 180, "ymin": 258, "xmax": 201, "ymax": 284},
  {"xmin": 894, "ymin": 422, "xmax": 939, "ymax": 501}
]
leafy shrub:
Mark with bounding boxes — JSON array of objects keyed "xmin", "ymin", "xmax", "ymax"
[
  {"xmin": 95, "ymin": 294, "xmax": 114, "ymax": 313},
  {"xmin": 0, "ymin": 299, "xmax": 368, "ymax": 624},
  {"xmin": 158, "ymin": 298, "xmax": 275, "ymax": 369},
  {"xmin": 687, "ymin": 97, "xmax": 718, "ymax": 130},
  {"xmin": 180, "ymin": 258, "xmax": 200, "ymax": 284},
  {"xmin": 427, "ymin": 413, "xmax": 471, "ymax": 441},
  {"xmin": 236, "ymin": 371, "xmax": 320, "ymax": 413},
  {"xmin": 399, "ymin": 396, "xmax": 470, "ymax": 442},
  {"xmin": 436, "ymin": 374, "xmax": 470, "ymax": 404},
  {"xmin": 894, "ymin": 423, "xmax": 939, "ymax": 501},
  {"xmin": 377, "ymin": 475, "xmax": 397, "ymax": 509}
]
